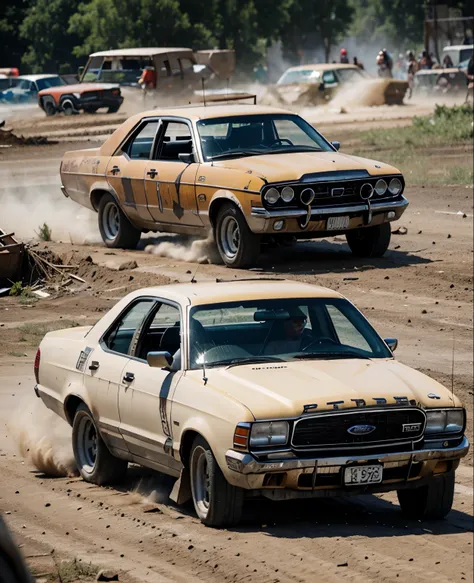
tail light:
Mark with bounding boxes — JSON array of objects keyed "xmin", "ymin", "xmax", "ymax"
[{"xmin": 34, "ymin": 348, "xmax": 41, "ymax": 384}]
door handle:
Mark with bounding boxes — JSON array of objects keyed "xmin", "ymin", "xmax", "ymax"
[
  {"xmin": 89, "ymin": 361, "xmax": 100, "ymax": 371},
  {"xmin": 110, "ymin": 165, "xmax": 120, "ymax": 175},
  {"xmin": 146, "ymin": 169, "xmax": 158, "ymax": 178},
  {"xmin": 123, "ymin": 372, "xmax": 135, "ymax": 383}
]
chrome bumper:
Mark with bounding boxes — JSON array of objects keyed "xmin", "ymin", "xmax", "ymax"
[
  {"xmin": 250, "ymin": 196, "xmax": 409, "ymax": 219},
  {"xmin": 61, "ymin": 185, "xmax": 69, "ymax": 198},
  {"xmin": 225, "ymin": 436, "xmax": 469, "ymax": 475}
]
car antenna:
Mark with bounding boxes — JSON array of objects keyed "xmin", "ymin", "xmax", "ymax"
[
  {"xmin": 201, "ymin": 77, "xmax": 206, "ymax": 107},
  {"xmin": 190, "ymin": 263, "xmax": 200, "ymax": 283},
  {"xmin": 451, "ymin": 330, "xmax": 456, "ymax": 402}
]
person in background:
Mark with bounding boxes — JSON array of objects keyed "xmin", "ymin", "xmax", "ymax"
[
  {"xmin": 406, "ymin": 51, "xmax": 418, "ymax": 98},
  {"xmin": 376, "ymin": 49, "xmax": 393, "ymax": 78},
  {"xmin": 353, "ymin": 56, "xmax": 364, "ymax": 70},
  {"xmin": 442, "ymin": 54, "xmax": 454, "ymax": 68},
  {"xmin": 138, "ymin": 65, "xmax": 157, "ymax": 90},
  {"xmin": 340, "ymin": 48, "xmax": 349, "ymax": 64},
  {"xmin": 419, "ymin": 50, "xmax": 433, "ymax": 70}
]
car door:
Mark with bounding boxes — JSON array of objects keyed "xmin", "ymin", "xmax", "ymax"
[
  {"xmin": 106, "ymin": 118, "xmax": 160, "ymax": 224},
  {"xmin": 117, "ymin": 300, "xmax": 184, "ymax": 475},
  {"xmin": 321, "ymin": 70, "xmax": 339, "ymax": 99},
  {"xmin": 144, "ymin": 118, "xmax": 203, "ymax": 227},
  {"xmin": 83, "ymin": 297, "xmax": 156, "ymax": 454}
]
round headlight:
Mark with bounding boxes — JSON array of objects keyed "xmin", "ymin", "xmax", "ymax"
[
  {"xmin": 300, "ymin": 188, "xmax": 315, "ymax": 205},
  {"xmin": 281, "ymin": 186, "xmax": 295, "ymax": 203},
  {"xmin": 264, "ymin": 187, "xmax": 280, "ymax": 204},
  {"xmin": 388, "ymin": 177, "xmax": 402, "ymax": 195},
  {"xmin": 360, "ymin": 183, "xmax": 374, "ymax": 200},
  {"xmin": 375, "ymin": 179, "xmax": 388, "ymax": 196}
]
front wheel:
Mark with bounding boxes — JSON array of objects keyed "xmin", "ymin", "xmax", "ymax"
[
  {"xmin": 397, "ymin": 472, "xmax": 455, "ymax": 520},
  {"xmin": 72, "ymin": 403, "xmax": 127, "ymax": 485},
  {"xmin": 215, "ymin": 202, "xmax": 261, "ymax": 268},
  {"xmin": 190, "ymin": 436, "xmax": 244, "ymax": 527},
  {"xmin": 346, "ymin": 222, "xmax": 391, "ymax": 257},
  {"xmin": 108, "ymin": 105, "xmax": 120, "ymax": 114},
  {"xmin": 98, "ymin": 193, "xmax": 141, "ymax": 249}
]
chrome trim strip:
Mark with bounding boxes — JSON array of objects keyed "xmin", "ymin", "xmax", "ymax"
[
  {"xmin": 61, "ymin": 185, "xmax": 70, "ymax": 197},
  {"xmin": 226, "ymin": 436, "xmax": 470, "ymax": 474},
  {"xmin": 250, "ymin": 196, "xmax": 409, "ymax": 218}
]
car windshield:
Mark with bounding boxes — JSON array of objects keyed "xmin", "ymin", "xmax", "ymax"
[
  {"xmin": 197, "ymin": 114, "xmax": 332, "ymax": 161},
  {"xmin": 188, "ymin": 298, "xmax": 392, "ymax": 369},
  {"xmin": 443, "ymin": 47, "xmax": 473, "ymax": 66},
  {"xmin": 277, "ymin": 69, "xmax": 322, "ymax": 85},
  {"xmin": 36, "ymin": 77, "xmax": 66, "ymax": 91}
]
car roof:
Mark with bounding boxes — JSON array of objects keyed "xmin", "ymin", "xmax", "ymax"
[
  {"xmin": 89, "ymin": 48, "xmax": 192, "ymax": 58},
  {"xmin": 443, "ymin": 45, "xmax": 473, "ymax": 50},
  {"xmin": 284, "ymin": 63, "xmax": 358, "ymax": 73},
  {"xmin": 128, "ymin": 280, "xmax": 342, "ymax": 307},
  {"xmin": 137, "ymin": 103, "xmax": 295, "ymax": 121},
  {"xmin": 18, "ymin": 74, "xmax": 59, "ymax": 81}
]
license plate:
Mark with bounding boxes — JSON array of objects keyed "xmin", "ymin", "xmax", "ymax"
[
  {"xmin": 327, "ymin": 216, "xmax": 349, "ymax": 230},
  {"xmin": 344, "ymin": 465, "xmax": 383, "ymax": 486}
]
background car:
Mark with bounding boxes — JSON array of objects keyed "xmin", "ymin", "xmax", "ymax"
[
  {"xmin": 37, "ymin": 81, "xmax": 123, "ymax": 116},
  {"xmin": 0, "ymin": 74, "xmax": 65, "ymax": 104}
]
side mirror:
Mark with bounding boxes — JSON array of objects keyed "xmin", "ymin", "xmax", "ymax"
[
  {"xmin": 384, "ymin": 338, "xmax": 398, "ymax": 352},
  {"xmin": 331, "ymin": 141, "xmax": 341, "ymax": 151},
  {"xmin": 147, "ymin": 351, "xmax": 173, "ymax": 369},
  {"xmin": 178, "ymin": 152, "xmax": 194, "ymax": 163}
]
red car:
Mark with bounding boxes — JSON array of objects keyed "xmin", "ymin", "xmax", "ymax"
[{"xmin": 37, "ymin": 82, "xmax": 123, "ymax": 116}]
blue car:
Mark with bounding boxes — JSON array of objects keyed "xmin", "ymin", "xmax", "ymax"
[{"xmin": 0, "ymin": 74, "xmax": 66, "ymax": 104}]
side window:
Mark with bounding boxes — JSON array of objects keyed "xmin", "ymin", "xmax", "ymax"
[
  {"xmin": 128, "ymin": 120, "xmax": 159, "ymax": 160},
  {"xmin": 180, "ymin": 58, "xmax": 194, "ymax": 73},
  {"xmin": 322, "ymin": 71, "xmax": 337, "ymax": 84},
  {"xmin": 326, "ymin": 305, "xmax": 371, "ymax": 352},
  {"xmin": 136, "ymin": 302, "xmax": 181, "ymax": 361},
  {"xmin": 104, "ymin": 299, "xmax": 155, "ymax": 355},
  {"xmin": 156, "ymin": 121, "xmax": 193, "ymax": 161},
  {"xmin": 273, "ymin": 119, "xmax": 315, "ymax": 147}
]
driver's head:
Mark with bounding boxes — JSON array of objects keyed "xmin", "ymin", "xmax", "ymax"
[{"xmin": 283, "ymin": 307, "xmax": 307, "ymax": 339}]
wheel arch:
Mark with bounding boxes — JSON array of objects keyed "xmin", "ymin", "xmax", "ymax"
[
  {"xmin": 208, "ymin": 192, "xmax": 245, "ymax": 227},
  {"xmin": 90, "ymin": 187, "xmax": 117, "ymax": 212},
  {"xmin": 64, "ymin": 394, "xmax": 87, "ymax": 426}
]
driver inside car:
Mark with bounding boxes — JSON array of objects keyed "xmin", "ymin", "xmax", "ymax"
[{"xmin": 264, "ymin": 307, "xmax": 311, "ymax": 354}]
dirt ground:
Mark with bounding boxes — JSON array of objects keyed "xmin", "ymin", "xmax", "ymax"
[{"xmin": 0, "ymin": 109, "xmax": 473, "ymax": 582}]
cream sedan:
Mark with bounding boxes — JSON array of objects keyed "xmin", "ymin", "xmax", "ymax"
[{"xmin": 34, "ymin": 279, "xmax": 469, "ymax": 526}]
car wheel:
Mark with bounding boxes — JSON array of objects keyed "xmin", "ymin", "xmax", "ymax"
[
  {"xmin": 42, "ymin": 99, "xmax": 56, "ymax": 117},
  {"xmin": 98, "ymin": 193, "xmax": 141, "ymax": 249},
  {"xmin": 190, "ymin": 436, "xmax": 244, "ymax": 527},
  {"xmin": 61, "ymin": 99, "xmax": 76, "ymax": 116},
  {"xmin": 397, "ymin": 471, "xmax": 455, "ymax": 520},
  {"xmin": 108, "ymin": 105, "xmax": 120, "ymax": 113},
  {"xmin": 72, "ymin": 403, "xmax": 127, "ymax": 485},
  {"xmin": 215, "ymin": 202, "xmax": 261, "ymax": 268},
  {"xmin": 346, "ymin": 222, "xmax": 391, "ymax": 257}
]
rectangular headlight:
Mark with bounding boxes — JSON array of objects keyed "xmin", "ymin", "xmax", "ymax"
[
  {"xmin": 425, "ymin": 409, "xmax": 464, "ymax": 434},
  {"xmin": 250, "ymin": 421, "xmax": 289, "ymax": 447}
]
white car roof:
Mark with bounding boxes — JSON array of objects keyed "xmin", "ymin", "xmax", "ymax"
[
  {"xmin": 443, "ymin": 45, "xmax": 473, "ymax": 51},
  {"xmin": 18, "ymin": 74, "xmax": 59, "ymax": 81},
  {"xmin": 89, "ymin": 48, "xmax": 192, "ymax": 58}
]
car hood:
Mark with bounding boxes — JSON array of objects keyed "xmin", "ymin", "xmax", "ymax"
[
  {"xmin": 38, "ymin": 83, "xmax": 119, "ymax": 95},
  {"xmin": 212, "ymin": 151, "xmax": 400, "ymax": 184},
  {"xmin": 199, "ymin": 359, "xmax": 460, "ymax": 419}
]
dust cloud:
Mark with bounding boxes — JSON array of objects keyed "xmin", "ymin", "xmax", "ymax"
[
  {"xmin": 0, "ymin": 177, "xmax": 101, "ymax": 244},
  {"xmin": 144, "ymin": 232, "xmax": 220, "ymax": 264},
  {"xmin": 9, "ymin": 398, "xmax": 78, "ymax": 478}
]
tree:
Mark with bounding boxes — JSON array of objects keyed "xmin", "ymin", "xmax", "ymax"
[
  {"xmin": 0, "ymin": 0, "xmax": 29, "ymax": 69},
  {"xmin": 20, "ymin": 0, "xmax": 81, "ymax": 73},
  {"xmin": 280, "ymin": 0, "xmax": 354, "ymax": 64}
]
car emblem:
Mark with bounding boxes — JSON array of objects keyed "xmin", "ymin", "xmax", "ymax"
[
  {"xmin": 331, "ymin": 187, "xmax": 345, "ymax": 196},
  {"xmin": 347, "ymin": 424, "xmax": 376, "ymax": 435},
  {"xmin": 402, "ymin": 423, "xmax": 422, "ymax": 433}
]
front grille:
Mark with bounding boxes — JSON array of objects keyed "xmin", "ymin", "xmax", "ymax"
[{"xmin": 292, "ymin": 408, "xmax": 426, "ymax": 450}]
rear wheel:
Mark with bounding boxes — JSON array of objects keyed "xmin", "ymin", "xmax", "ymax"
[
  {"xmin": 346, "ymin": 222, "xmax": 391, "ymax": 257},
  {"xmin": 190, "ymin": 436, "xmax": 244, "ymax": 527},
  {"xmin": 108, "ymin": 105, "xmax": 120, "ymax": 113},
  {"xmin": 397, "ymin": 472, "xmax": 455, "ymax": 520},
  {"xmin": 98, "ymin": 193, "xmax": 141, "ymax": 249},
  {"xmin": 215, "ymin": 202, "xmax": 261, "ymax": 268},
  {"xmin": 42, "ymin": 98, "xmax": 56, "ymax": 116},
  {"xmin": 72, "ymin": 403, "xmax": 127, "ymax": 485}
]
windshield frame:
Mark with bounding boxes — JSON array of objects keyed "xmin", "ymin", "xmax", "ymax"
[
  {"xmin": 187, "ymin": 297, "xmax": 392, "ymax": 370},
  {"xmin": 196, "ymin": 113, "xmax": 335, "ymax": 162}
]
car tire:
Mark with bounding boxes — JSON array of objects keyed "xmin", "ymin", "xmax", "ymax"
[
  {"xmin": 397, "ymin": 471, "xmax": 455, "ymax": 520},
  {"xmin": 346, "ymin": 223, "xmax": 391, "ymax": 257},
  {"xmin": 98, "ymin": 193, "xmax": 141, "ymax": 249},
  {"xmin": 108, "ymin": 105, "xmax": 120, "ymax": 114},
  {"xmin": 72, "ymin": 403, "xmax": 127, "ymax": 485},
  {"xmin": 189, "ymin": 436, "xmax": 244, "ymax": 527},
  {"xmin": 61, "ymin": 99, "xmax": 75, "ymax": 116},
  {"xmin": 42, "ymin": 98, "xmax": 56, "ymax": 117},
  {"xmin": 215, "ymin": 202, "xmax": 261, "ymax": 268}
]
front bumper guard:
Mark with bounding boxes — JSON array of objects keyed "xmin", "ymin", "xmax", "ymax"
[
  {"xmin": 250, "ymin": 196, "xmax": 409, "ymax": 220},
  {"xmin": 225, "ymin": 436, "xmax": 470, "ymax": 475}
]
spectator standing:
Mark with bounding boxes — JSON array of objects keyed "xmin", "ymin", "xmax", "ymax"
[{"xmin": 340, "ymin": 48, "xmax": 349, "ymax": 64}]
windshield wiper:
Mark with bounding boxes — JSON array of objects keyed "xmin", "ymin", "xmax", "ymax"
[
  {"xmin": 208, "ymin": 356, "xmax": 285, "ymax": 369},
  {"xmin": 209, "ymin": 150, "xmax": 264, "ymax": 161},
  {"xmin": 264, "ymin": 146, "xmax": 323, "ymax": 154},
  {"xmin": 293, "ymin": 351, "xmax": 371, "ymax": 360}
]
